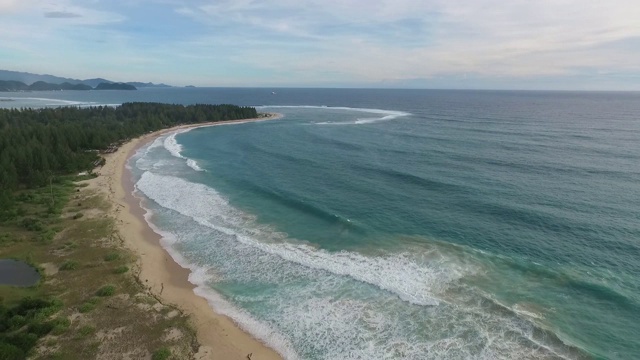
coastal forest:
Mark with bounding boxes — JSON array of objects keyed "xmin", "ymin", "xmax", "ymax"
[
  {"xmin": 0, "ymin": 102, "xmax": 257, "ymax": 359},
  {"xmin": 0, "ymin": 102, "xmax": 257, "ymax": 217}
]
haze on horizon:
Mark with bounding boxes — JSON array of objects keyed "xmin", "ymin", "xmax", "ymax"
[{"xmin": 1, "ymin": 0, "xmax": 639, "ymax": 90}]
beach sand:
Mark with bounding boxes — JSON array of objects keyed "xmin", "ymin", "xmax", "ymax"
[{"xmin": 87, "ymin": 114, "xmax": 284, "ymax": 360}]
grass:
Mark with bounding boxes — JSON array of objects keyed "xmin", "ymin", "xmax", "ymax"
[
  {"xmin": 152, "ymin": 347, "xmax": 172, "ymax": 360},
  {"xmin": 104, "ymin": 252, "xmax": 120, "ymax": 262},
  {"xmin": 96, "ymin": 285, "xmax": 116, "ymax": 297},
  {"xmin": 77, "ymin": 325, "xmax": 95, "ymax": 337},
  {"xmin": 59, "ymin": 260, "xmax": 79, "ymax": 271},
  {"xmin": 0, "ymin": 180, "xmax": 199, "ymax": 359},
  {"xmin": 78, "ymin": 298, "xmax": 100, "ymax": 313},
  {"xmin": 0, "ymin": 297, "xmax": 65, "ymax": 357},
  {"xmin": 114, "ymin": 265, "xmax": 129, "ymax": 274}
]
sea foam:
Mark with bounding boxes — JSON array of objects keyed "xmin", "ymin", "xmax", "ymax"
[
  {"xmin": 135, "ymin": 171, "xmax": 461, "ymax": 307},
  {"xmin": 259, "ymin": 105, "xmax": 410, "ymax": 125},
  {"xmin": 134, "ymin": 170, "xmax": 577, "ymax": 359},
  {"xmin": 163, "ymin": 132, "xmax": 186, "ymax": 159},
  {"xmin": 162, "ymin": 131, "xmax": 205, "ymax": 172}
]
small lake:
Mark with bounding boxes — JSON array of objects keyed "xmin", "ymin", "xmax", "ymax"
[{"xmin": 0, "ymin": 259, "xmax": 40, "ymax": 286}]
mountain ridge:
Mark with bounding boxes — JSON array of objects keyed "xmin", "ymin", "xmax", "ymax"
[
  {"xmin": 0, "ymin": 69, "xmax": 171, "ymax": 88},
  {"xmin": 0, "ymin": 80, "xmax": 137, "ymax": 91}
]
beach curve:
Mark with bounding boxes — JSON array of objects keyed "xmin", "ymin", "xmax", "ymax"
[{"xmin": 88, "ymin": 113, "xmax": 284, "ymax": 360}]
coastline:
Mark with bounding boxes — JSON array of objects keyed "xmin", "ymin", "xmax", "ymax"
[{"xmin": 89, "ymin": 114, "xmax": 284, "ymax": 360}]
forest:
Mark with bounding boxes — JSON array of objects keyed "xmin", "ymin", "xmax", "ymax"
[{"xmin": 0, "ymin": 102, "xmax": 258, "ymax": 215}]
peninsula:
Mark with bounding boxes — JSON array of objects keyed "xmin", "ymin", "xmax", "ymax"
[{"xmin": 0, "ymin": 103, "xmax": 282, "ymax": 359}]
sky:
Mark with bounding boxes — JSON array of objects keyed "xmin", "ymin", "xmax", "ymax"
[{"xmin": 0, "ymin": 0, "xmax": 639, "ymax": 90}]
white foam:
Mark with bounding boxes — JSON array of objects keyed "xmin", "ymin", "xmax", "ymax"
[
  {"xmin": 133, "ymin": 170, "xmax": 581, "ymax": 359},
  {"xmin": 132, "ymin": 191, "xmax": 300, "ymax": 360},
  {"xmin": 135, "ymin": 171, "xmax": 469, "ymax": 307},
  {"xmin": 162, "ymin": 130, "xmax": 208, "ymax": 172},
  {"xmin": 163, "ymin": 132, "xmax": 186, "ymax": 159},
  {"xmin": 131, "ymin": 136, "xmax": 167, "ymax": 171},
  {"xmin": 193, "ymin": 286, "xmax": 301, "ymax": 360},
  {"xmin": 259, "ymin": 105, "xmax": 410, "ymax": 125},
  {"xmin": 186, "ymin": 159, "xmax": 205, "ymax": 172}
]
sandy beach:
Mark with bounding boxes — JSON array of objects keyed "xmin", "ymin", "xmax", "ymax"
[{"xmin": 88, "ymin": 114, "xmax": 284, "ymax": 360}]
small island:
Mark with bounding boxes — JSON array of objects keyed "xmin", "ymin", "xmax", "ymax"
[{"xmin": 94, "ymin": 82, "xmax": 137, "ymax": 90}]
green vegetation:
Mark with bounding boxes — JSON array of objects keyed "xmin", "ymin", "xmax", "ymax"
[
  {"xmin": 114, "ymin": 265, "xmax": 129, "ymax": 274},
  {"xmin": 0, "ymin": 297, "xmax": 64, "ymax": 359},
  {"xmin": 95, "ymin": 285, "xmax": 116, "ymax": 297},
  {"xmin": 0, "ymin": 175, "xmax": 199, "ymax": 359},
  {"xmin": 76, "ymin": 325, "xmax": 95, "ymax": 337},
  {"xmin": 103, "ymin": 252, "xmax": 120, "ymax": 262},
  {"xmin": 0, "ymin": 103, "xmax": 257, "ymax": 216},
  {"xmin": 58, "ymin": 260, "xmax": 79, "ymax": 271},
  {"xmin": 94, "ymin": 82, "xmax": 136, "ymax": 90},
  {"xmin": 152, "ymin": 347, "xmax": 172, "ymax": 360},
  {"xmin": 0, "ymin": 102, "xmax": 255, "ymax": 358}
]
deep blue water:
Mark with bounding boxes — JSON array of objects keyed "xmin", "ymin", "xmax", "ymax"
[{"xmin": 4, "ymin": 88, "xmax": 640, "ymax": 359}]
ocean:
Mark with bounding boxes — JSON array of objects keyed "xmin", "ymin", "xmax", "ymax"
[{"xmin": 3, "ymin": 88, "xmax": 639, "ymax": 359}]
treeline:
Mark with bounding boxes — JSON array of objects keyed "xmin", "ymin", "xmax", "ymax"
[
  {"xmin": 0, "ymin": 80, "xmax": 136, "ymax": 91},
  {"xmin": 0, "ymin": 102, "xmax": 257, "ymax": 208}
]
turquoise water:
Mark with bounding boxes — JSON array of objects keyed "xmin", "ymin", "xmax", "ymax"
[{"xmin": 5, "ymin": 89, "xmax": 639, "ymax": 359}]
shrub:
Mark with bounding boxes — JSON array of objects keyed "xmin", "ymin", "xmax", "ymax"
[
  {"xmin": 38, "ymin": 229, "xmax": 57, "ymax": 243},
  {"xmin": 28, "ymin": 321, "xmax": 54, "ymax": 336},
  {"xmin": 0, "ymin": 341, "xmax": 25, "ymax": 360},
  {"xmin": 5, "ymin": 332, "xmax": 38, "ymax": 353},
  {"xmin": 20, "ymin": 218, "xmax": 43, "ymax": 232},
  {"xmin": 114, "ymin": 266, "xmax": 129, "ymax": 274},
  {"xmin": 77, "ymin": 325, "xmax": 95, "ymax": 337},
  {"xmin": 152, "ymin": 347, "xmax": 171, "ymax": 360},
  {"xmin": 7, "ymin": 315, "xmax": 26, "ymax": 330},
  {"xmin": 104, "ymin": 252, "xmax": 120, "ymax": 262},
  {"xmin": 78, "ymin": 303, "xmax": 95, "ymax": 313},
  {"xmin": 72, "ymin": 212, "xmax": 83, "ymax": 220},
  {"xmin": 96, "ymin": 285, "xmax": 116, "ymax": 297},
  {"xmin": 51, "ymin": 317, "xmax": 71, "ymax": 335},
  {"xmin": 59, "ymin": 260, "xmax": 79, "ymax": 271}
]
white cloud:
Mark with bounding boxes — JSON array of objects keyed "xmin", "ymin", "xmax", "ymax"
[
  {"xmin": 174, "ymin": 0, "xmax": 640, "ymax": 82},
  {"xmin": 2, "ymin": 0, "xmax": 640, "ymax": 88}
]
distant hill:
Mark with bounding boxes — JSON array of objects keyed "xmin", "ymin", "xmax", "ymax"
[
  {"xmin": 0, "ymin": 70, "xmax": 80, "ymax": 86},
  {"xmin": 95, "ymin": 82, "xmax": 136, "ymax": 90},
  {"xmin": 127, "ymin": 81, "xmax": 171, "ymax": 88},
  {"xmin": 0, "ymin": 80, "xmax": 136, "ymax": 91},
  {"xmin": 0, "ymin": 80, "xmax": 29, "ymax": 91},
  {"xmin": 80, "ymin": 78, "xmax": 113, "ymax": 88},
  {"xmin": 0, "ymin": 69, "xmax": 170, "ymax": 88},
  {"xmin": 28, "ymin": 81, "xmax": 93, "ymax": 91}
]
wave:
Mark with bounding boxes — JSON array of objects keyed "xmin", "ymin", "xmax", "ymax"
[
  {"xmin": 259, "ymin": 105, "xmax": 410, "ymax": 125},
  {"xmin": 162, "ymin": 131, "xmax": 205, "ymax": 172},
  {"xmin": 186, "ymin": 159, "xmax": 204, "ymax": 172},
  {"xmin": 135, "ymin": 203, "xmax": 300, "ymax": 360},
  {"xmin": 163, "ymin": 132, "xmax": 186, "ymax": 159},
  {"xmin": 135, "ymin": 171, "xmax": 468, "ymax": 307},
  {"xmin": 133, "ymin": 170, "xmax": 594, "ymax": 359}
]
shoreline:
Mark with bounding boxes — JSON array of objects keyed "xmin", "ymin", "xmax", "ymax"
[{"xmin": 91, "ymin": 113, "xmax": 284, "ymax": 360}]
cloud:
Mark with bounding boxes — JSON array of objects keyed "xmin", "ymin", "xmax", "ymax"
[
  {"xmin": 2, "ymin": 0, "xmax": 640, "ymax": 88},
  {"xmin": 44, "ymin": 11, "xmax": 81, "ymax": 19}
]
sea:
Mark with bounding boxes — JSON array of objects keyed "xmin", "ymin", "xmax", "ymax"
[{"xmin": 2, "ymin": 88, "xmax": 639, "ymax": 359}]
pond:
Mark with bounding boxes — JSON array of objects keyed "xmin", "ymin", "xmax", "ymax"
[{"xmin": 0, "ymin": 259, "xmax": 41, "ymax": 286}]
